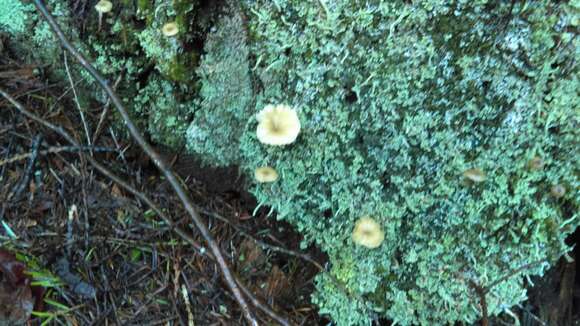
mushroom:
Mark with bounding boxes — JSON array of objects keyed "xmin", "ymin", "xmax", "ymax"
[
  {"xmin": 161, "ymin": 22, "xmax": 179, "ymax": 37},
  {"xmin": 528, "ymin": 156, "xmax": 544, "ymax": 171},
  {"xmin": 256, "ymin": 104, "xmax": 301, "ymax": 146},
  {"xmin": 352, "ymin": 217, "xmax": 384, "ymax": 249},
  {"xmin": 550, "ymin": 184, "xmax": 566, "ymax": 198},
  {"xmin": 95, "ymin": 0, "xmax": 113, "ymax": 31},
  {"xmin": 463, "ymin": 168, "xmax": 486, "ymax": 183},
  {"xmin": 254, "ymin": 166, "xmax": 279, "ymax": 183}
]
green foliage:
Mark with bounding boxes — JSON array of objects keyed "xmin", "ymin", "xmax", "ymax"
[
  {"xmin": 0, "ymin": 0, "xmax": 71, "ymax": 64},
  {"xmin": 81, "ymin": 1, "xmax": 203, "ymax": 147},
  {"xmin": 1, "ymin": 0, "xmax": 202, "ymax": 151},
  {"xmin": 185, "ymin": 6, "xmax": 253, "ymax": 165},
  {"xmin": 0, "ymin": 0, "xmax": 33, "ymax": 35},
  {"xmin": 134, "ymin": 77, "xmax": 193, "ymax": 147},
  {"xmin": 137, "ymin": 26, "xmax": 181, "ymax": 78},
  {"xmin": 185, "ymin": 0, "xmax": 579, "ymax": 324}
]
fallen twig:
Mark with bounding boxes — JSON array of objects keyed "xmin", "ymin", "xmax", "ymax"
[
  {"xmin": 201, "ymin": 208, "xmax": 325, "ymax": 271},
  {"xmin": 0, "ymin": 145, "xmax": 116, "ymax": 167},
  {"xmin": 11, "ymin": 135, "xmax": 41, "ymax": 202}
]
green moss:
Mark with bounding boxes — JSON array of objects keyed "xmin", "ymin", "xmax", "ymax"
[
  {"xmin": 185, "ymin": 4, "xmax": 253, "ymax": 165},
  {"xmin": 1, "ymin": 0, "xmax": 78, "ymax": 77},
  {"xmin": 0, "ymin": 0, "xmax": 33, "ymax": 35},
  {"xmin": 134, "ymin": 77, "xmax": 193, "ymax": 148},
  {"xmin": 185, "ymin": 0, "xmax": 579, "ymax": 324}
]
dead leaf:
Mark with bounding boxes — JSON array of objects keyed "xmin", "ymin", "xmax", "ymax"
[
  {"xmin": 111, "ymin": 184, "xmax": 123, "ymax": 198},
  {"xmin": 265, "ymin": 265, "xmax": 290, "ymax": 299},
  {"xmin": 0, "ymin": 250, "xmax": 35, "ymax": 325},
  {"xmin": 239, "ymin": 239, "xmax": 265, "ymax": 270}
]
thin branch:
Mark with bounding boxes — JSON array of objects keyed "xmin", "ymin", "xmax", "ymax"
[
  {"xmin": 92, "ymin": 73, "xmax": 123, "ymax": 144},
  {"xmin": 10, "ymin": 135, "xmax": 42, "ymax": 202},
  {"xmin": 0, "ymin": 146, "xmax": 115, "ymax": 167},
  {"xmin": 0, "ymin": 87, "xmax": 290, "ymax": 326},
  {"xmin": 450, "ymin": 270, "xmax": 489, "ymax": 326},
  {"xmin": 516, "ymin": 304, "xmax": 546, "ymax": 326},
  {"xmin": 63, "ymin": 52, "xmax": 92, "ymax": 148},
  {"xmin": 468, "ymin": 280, "xmax": 489, "ymax": 326},
  {"xmin": 484, "ymin": 258, "xmax": 548, "ymax": 292},
  {"xmin": 201, "ymin": 209, "xmax": 324, "ymax": 271},
  {"xmin": 30, "ymin": 1, "xmax": 258, "ymax": 324}
]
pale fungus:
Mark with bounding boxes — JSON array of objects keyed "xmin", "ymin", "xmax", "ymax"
[
  {"xmin": 463, "ymin": 168, "xmax": 486, "ymax": 183},
  {"xmin": 95, "ymin": 0, "xmax": 113, "ymax": 13},
  {"xmin": 162, "ymin": 22, "xmax": 179, "ymax": 37},
  {"xmin": 254, "ymin": 166, "xmax": 279, "ymax": 183},
  {"xmin": 352, "ymin": 217, "xmax": 384, "ymax": 249},
  {"xmin": 528, "ymin": 156, "xmax": 544, "ymax": 171},
  {"xmin": 550, "ymin": 184, "xmax": 566, "ymax": 198},
  {"xmin": 95, "ymin": 0, "xmax": 113, "ymax": 31},
  {"xmin": 256, "ymin": 104, "xmax": 301, "ymax": 146}
]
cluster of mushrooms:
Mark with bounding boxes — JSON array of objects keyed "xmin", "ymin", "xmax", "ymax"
[
  {"xmin": 95, "ymin": 0, "xmax": 566, "ymax": 249},
  {"xmin": 95, "ymin": 1, "xmax": 179, "ymax": 37},
  {"xmin": 252, "ymin": 105, "xmax": 567, "ymax": 250},
  {"xmin": 93, "ymin": 4, "xmax": 565, "ymax": 250},
  {"xmin": 92, "ymin": 2, "xmax": 384, "ymax": 249},
  {"xmin": 253, "ymin": 104, "xmax": 385, "ymax": 248}
]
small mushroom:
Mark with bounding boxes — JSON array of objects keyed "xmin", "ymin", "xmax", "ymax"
[
  {"xmin": 254, "ymin": 166, "xmax": 279, "ymax": 183},
  {"xmin": 528, "ymin": 156, "xmax": 544, "ymax": 171},
  {"xmin": 256, "ymin": 104, "xmax": 301, "ymax": 146},
  {"xmin": 463, "ymin": 168, "xmax": 486, "ymax": 183},
  {"xmin": 352, "ymin": 217, "xmax": 384, "ymax": 249},
  {"xmin": 95, "ymin": 0, "xmax": 113, "ymax": 31},
  {"xmin": 161, "ymin": 22, "xmax": 179, "ymax": 37},
  {"xmin": 550, "ymin": 184, "xmax": 566, "ymax": 198}
]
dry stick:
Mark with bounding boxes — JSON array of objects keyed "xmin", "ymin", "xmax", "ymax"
[
  {"xmin": 30, "ymin": 1, "xmax": 258, "ymax": 324},
  {"xmin": 0, "ymin": 146, "xmax": 116, "ymax": 167},
  {"xmin": 468, "ymin": 280, "xmax": 489, "ymax": 326},
  {"xmin": 92, "ymin": 74, "xmax": 123, "ymax": 144},
  {"xmin": 0, "ymin": 88, "xmax": 291, "ymax": 326},
  {"xmin": 201, "ymin": 209, "xmax": 324, "ymax": 271},
  {"xmin": 453, "ymin": 258, "xmax": 548, "ymax": 326},
  {"xmin": 63, "ymin": 52, "xmax": 92, "ymax": 148},
  {"xmin": 484, "ymin": 258, "xmax": 548, "ymax": 293}
]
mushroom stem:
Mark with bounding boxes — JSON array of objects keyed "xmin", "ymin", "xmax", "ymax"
[
  {"xmin": 97, "ymin": 12, "xmax": 103, "ymax": 31},
  {"xmin": 94, "ymin": 0, "xmax": 113, "ymax": 32}
]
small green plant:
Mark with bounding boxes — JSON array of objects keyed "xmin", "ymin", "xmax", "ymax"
[
  {"xmin": 15, "ymin": 253, "xmax": 69, "ymax": 326},
  {"xmin": 31, "ymin": 297, "xmax": 73, "ymax": 326},
  {"xmin": 0, "ymin": 0, "xmax": 33, "ymax": 35}
]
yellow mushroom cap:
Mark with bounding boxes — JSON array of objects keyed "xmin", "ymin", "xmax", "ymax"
[
  {"xmin": 352, "ymin": 217, "xmax": 384, "ymax": 249},
  {"xmin": 162, "ymin": 22, "xmax": 179, "ymax": 37},
  {"xmin": 256, "ymin": 104, "xmax": 301, "ymax": 146},
  {"xmin": 550, "ymin": 184, "xmax": 566, "ymax": 198},
  {"xmin": 463, "ymin": 168, "xmax": 486, "ymax": 182},
  {"xmin": 528, "ymin": 156, "xmax": 544, "ymax": 171},
  {"xmin": 95, "ymin": 0, "xmax": 113, "ymax": 13},
  {"xmin": 254, "ymin": 166, "xmax": 279, "ymax": 183}
]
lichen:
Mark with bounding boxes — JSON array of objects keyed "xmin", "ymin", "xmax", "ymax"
[
  {"xmin": 185, "ymin": 1, "xmax": 579, "ymax": 324},
  {"xmin": 185, "ymin": 4, "xmax": 253, "ymax": 165},
  {"xmin": 0, "ymin": 0, "xmax": 33, "ymax": 35}
]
